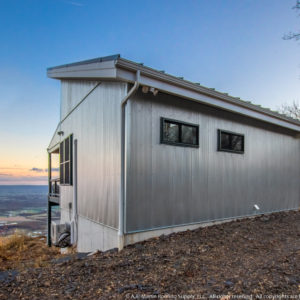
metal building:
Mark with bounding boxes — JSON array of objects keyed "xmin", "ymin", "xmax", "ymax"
[{"xmin": 47, "ymin": 54, "xmax": 300, "ymax": 252}]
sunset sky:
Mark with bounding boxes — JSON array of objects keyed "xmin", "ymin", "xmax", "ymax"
[{"xmin": 0, "ymin": 0, "xmax": 299, "ymax": 185}]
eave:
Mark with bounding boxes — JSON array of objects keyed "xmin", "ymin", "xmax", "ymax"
[{"xmin": 47, "ymin": 56, "xmax": 300, "ymax": 133}]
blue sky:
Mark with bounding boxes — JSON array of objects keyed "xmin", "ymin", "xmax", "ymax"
[{"xmin": 0, "ymin": 0, "xmax": 299, "ymax": 184}]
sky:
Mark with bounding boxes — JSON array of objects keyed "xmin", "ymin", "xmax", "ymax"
[{"xmin": 0, "ymin": 0, "xmax": 299, "ymax": 185}]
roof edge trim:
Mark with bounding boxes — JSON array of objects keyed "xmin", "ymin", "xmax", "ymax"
[
  {"xmin": 115, "ymin": 58, "xmax": 300, "ymax": 129},
  {"xmin": 46, "ymin": 55, "xmax": 300, "ymax": 131},
  {"xmin": 47, "ymin": 54, "xmax": 120, "ymax": 71}
]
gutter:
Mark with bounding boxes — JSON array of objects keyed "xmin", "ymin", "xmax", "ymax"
[
  {"xmin": 47, "ymin": 56, "xmax": 300, "ymax": 131},
  {"xmin": 115, "ymin": 58, "xmax": 300, "ymax": 131},
  {"xmin": 118, "ymin": 70, "xmax": 140, "ymax": 251}
]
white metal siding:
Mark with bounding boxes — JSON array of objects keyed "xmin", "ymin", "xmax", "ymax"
[
  {"xmin": 61, "ymin": 80, "xmax": 100, "ymax": 120},
  {"xmin": 59, "ymin": 81, "xmax": 127, "ymax": 228},
  {"xmin": 125, "ymin": 90, "xmax": 300, "ymax": 232}
]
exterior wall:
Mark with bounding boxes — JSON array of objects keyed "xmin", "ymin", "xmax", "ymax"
[
  {"xmin": 59, "ymin": 80, "xmax": 127, "ymax": 229},
  {"xmin": 125, "ymin": 90, "xmax": 300, "ymax": 233},
  {"xmin": 61, "ymin": 80, "xmax": 100, "ymax": 120},
  {"xmin": 60, "ymin": 208, "xmax": 118, "ymax": 252},
  {"xmin": 60, "ymin": 207, "xmax": 71, "ymax": 224},
  {"xmin": 77, "ymin": 215, "xmax": 118, "ymax": 252}
]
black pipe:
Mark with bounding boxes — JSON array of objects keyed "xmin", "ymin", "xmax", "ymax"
[{"xmin": 47, "ymin": 199, "xmax": 52, "ymax": 247}]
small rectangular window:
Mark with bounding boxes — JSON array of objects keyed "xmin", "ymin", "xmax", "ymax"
[
  {"xmin": 59, "ymin": 135, "xmax": 73, "ymax": 185},
  {"xmin": 161, "ymin": 118, "xmax": 199, "ymax": 147},
  {"xmin": 218, "ymin": 130, "xmax": 244, "ymax": 154}
]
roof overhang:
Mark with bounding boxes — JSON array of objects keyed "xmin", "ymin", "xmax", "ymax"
[{"xmin": 47, "ymin": 55, "xmax": 300, "ymax": 133}]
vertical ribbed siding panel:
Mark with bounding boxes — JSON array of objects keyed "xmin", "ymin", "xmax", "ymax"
[
  {"xmin": 126, "ymin": 90, "xmax": 300, "ymax": 232},
  {"xmin": 59, "ymin": 81, "xmax": 127, "ymax": 229}
]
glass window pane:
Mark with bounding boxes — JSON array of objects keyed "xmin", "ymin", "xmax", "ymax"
[
  {"xmin": 60, "ymin": 164, "xmax": 64, "ymax": 184},
  {"xmin": 231, "ymin": 135, "xmax": 243, "ymax": 151},
  {"xmin": 65, "ymin": 162, "xmax": 70, "ymax": 184},
  {"xmin": 220, "ymin": 131, "xmax": 244, "ymax": 153},
  {"xmin": 60, "ymin": 142, "xmax": 64, "ymax": 163},
  {"xmin": 221, "ymin": 132, "xmax": 231, "ymax": 150},
  {"xmin": 181, "ymin": 125, "xmax": 197, "ymax": 145},
  {"xmin": 65, "ymin": 137, "xmax": 69, "ymax": 162},
  {"xmin": 163, "ymin": 121, "xmax": 179, "ymax": 143}
]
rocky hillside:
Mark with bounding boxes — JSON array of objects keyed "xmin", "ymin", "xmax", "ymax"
[{"xmin": 1, "ymin": 211, "xmax": 300, "ymax": 299}]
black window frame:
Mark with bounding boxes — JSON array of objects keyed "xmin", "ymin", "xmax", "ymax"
[
  {"xmin": 60, "ymin": 134, "xmax": 73, "ymax": 185},
  {"xmin": 217, "ymin": 129, "xmax": 244, "ymax": 154},
  {"xmin": 160, "ymin": 117, "xmax": 199, "ymax": 148}
]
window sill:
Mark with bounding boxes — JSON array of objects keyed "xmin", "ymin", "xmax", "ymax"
[
  {"xmin": 160, "ymin": 140, "xmax": 199, "ymax": 148},
  {"xmin": 217, "ymin": 148, "xmax": 244, "ymax": 154}
]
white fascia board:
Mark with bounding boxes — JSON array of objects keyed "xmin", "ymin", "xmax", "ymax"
[
  {"xmin": 116, "ymin": 67, "xmax": 300, "ymax": 132},
  {"xmin": 47, "ymin": 60, "xmax": 117, "ymax": 79}
]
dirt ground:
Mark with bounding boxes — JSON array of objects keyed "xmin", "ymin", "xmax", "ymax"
[{"xmin": 0, "ymin": 210, "xmax": 300, "ymax": 300}]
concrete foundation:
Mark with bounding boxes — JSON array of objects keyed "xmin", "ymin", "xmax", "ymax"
[
  {"xmin": 59, "ymin": 208, "xmax": 299, "ymax": 252},
  {"xmin": 123, "ymin": 209, "xmax": 298, "ymax": 247},
  {"xmin": 124, "ymin": 219, "xmax": 231, "ymax": 246},
  {"xmin": 77, "ymin": 215, "xmax": 118, "ymax": 252}
]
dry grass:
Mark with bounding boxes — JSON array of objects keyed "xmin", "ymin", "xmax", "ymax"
[{"xmin": 0, "ymin": 232, "xmax": 61, "ymax": 271}]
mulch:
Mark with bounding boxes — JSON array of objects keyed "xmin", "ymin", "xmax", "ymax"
[{"xmin": 1, "ymin": 210, "xmax": 300, "ymax": 299}]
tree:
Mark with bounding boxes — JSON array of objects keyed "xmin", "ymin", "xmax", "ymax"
[
  {"xmin": 283, "ymin": 0, "xmax": 300, "ymax": 40},
  {"xmin": 281, "ymin": 1, "xmax": 300, "ymax": 121},
  {"xmin": 278, "ymin": 101, "xmax": 300, "ymax": 120}
]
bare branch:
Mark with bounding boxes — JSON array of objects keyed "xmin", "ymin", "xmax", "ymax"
[
  {"xmin": 283, "ymin": 1, "xmax": 300, "ymax": 41},
  {"xmin": 283, "ymin": 32, "xmax": 300, "ymax": 40},
  {"xmin": 278, "ymin": 101, "xmax": 300, "ymax": 120},
  {"xmin": 293, "ymin": 0, "xmax": 300, "ymax": 9}
]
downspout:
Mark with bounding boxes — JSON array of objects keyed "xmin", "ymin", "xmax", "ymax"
[
  {"xmin": 71, "ymin": 139, "xmax": 78, "ymax": 245},
  {"xmin": 118, "ymin": 70, "xmax": 140, "ymax": 251}
]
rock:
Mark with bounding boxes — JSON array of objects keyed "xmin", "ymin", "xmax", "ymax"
[
  {"xmin": 117, "ymin": 284, "xmax": 137, "ymax": 293},
  {"xmin": 224, "ymin": 280, "xmax": 234, "ymax": 288},
  {"xmin": 102, "ymin": 248, "xmax": 118, "ymax": 255},
  {"xmin": 134, "ymin": 243, "xmax": 144, "ymax": 250},
  {"xmin": 260, "ymin": 216, "xmax": 270, "ymax": 222},
  {"xmin": 0, "ymin": 270, "xmax": 18, "ymax": 284},
  {"xmin": 76, "ymin": 252, "xmax": 89, "ymax": 260},
  {"xmin": 65, "ymin": 285, "xmax": 76, "ymax": 294},
  {"xmin": 286, "ymin": 276, "xmax": 298, "ymax": 285},
  {"xmin": 207, "ymin": 279, "xmax": 215, "ymax": 286},
  {"xmin": 117, "ymin": 284, "xmax": 152, "ymax": 293},
  {"xmin": 44, "ymin": 281, "xmax": 51, "ymax": 287},
  {"xmin": 159, "ymin": 234, "xmax": 167, "ymax": 240}
]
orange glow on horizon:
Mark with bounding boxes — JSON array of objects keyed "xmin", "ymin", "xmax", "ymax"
[
  {"xmin": 0, "ymin": 148, "xmax": 59, "ymax": 185},
  {"xmin": 0, "ymin": 167, "xmax": 59, "ymax": 185}
]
